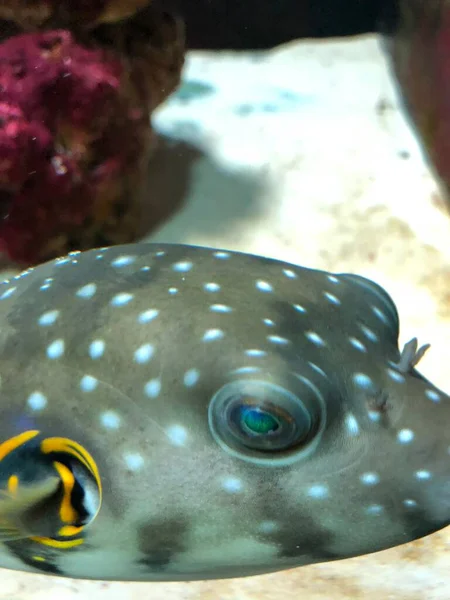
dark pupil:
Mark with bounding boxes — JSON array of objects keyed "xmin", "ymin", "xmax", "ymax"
[{"xmin": 240, "ymin": 406, "xmax": 280, "ymax": 435}]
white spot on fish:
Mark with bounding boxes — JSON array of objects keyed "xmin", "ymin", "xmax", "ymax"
[
  {"xmin": 245, "ymin": 349, "xmax": 267, "ymax": 357},
  {"xmin": 141, "ymin": 266, "xmax": 150, "ymax": 272},
  {"xmin": 403, "ymin": 499, "xmax": 418, "ymax": 508},
  {"xmin": 372, "ymin": 306, "xmax": 389, "ymax": 324},
  {"xmin": 327, "ymin": 275, "xmax": 340, "ymax": 284},
  {"xmin": 293, "ymin": 304, "xmax": 307, "ymax": 313},
  {"xmin": 0, "ymin": 287, "xmax": 16, "ymax": 300},
  {"xmin": 256, "ymin": 280, "xmax": 273, "ymax": 292},
  {"xmin": 40, "ymin": 278, "xmax": 54, "ymax": 291},
  {"xmin": 76, "ymin": 283, "xmax": 97, "ymax": 299},
  {"xmin": 14, "ymin": 268, "xmax": 34, "ymax": 280},
  {"xmin": 232, "ymin": 366, "xmax": 261, "ymax": 375},
  {"xmin": 80, "ymin": 375, "xmax": 98, "ymax": 392},
  {"xmin": 184, "ymin": 369, "xmax": 200, "ymax": 387},
  {"xmin": 360, "ymin": 472, "xmax": 380, "ymax": 486},
  {"xmin": 47, "ymin": 339, "xmax": 65, "ymax": 359},
  {"xmin": 349, "ymin": 338, "xmax": 367, "ymax": 352},
  {"xmin": 307, "ymin": 485, "xmax": 329, "ymax": 499},
  {"xmin": 267, "ymin": 335, "xmax": 290, "ymax": 345},
  {"xmin": 415, "ymin": 470, "xmax": 432, "ymax": 480},
  {"xmin": 204, "ymin": 283, "xmax": 221, "ymax": 292},
  {"xmin": 138, "ymin": 309, "xmax": 159, "ymax": 324},
  {"xmin": 89, "ymin": 339, "xmax": 105, "ymax": 359},
  {"xmin": 203, "ymin": 329, "xmax": 224, "ymax": 342},
  {"xmin": 173, "ymin": 261, "xmax": 193, "ymax": 272},
  {"xmin": 222, "ymin": 477, "xmax": 243, "ymax": 493},
  {"xmin": 387, "ymin": 368, "xmax": 405, "ymax": 383},
  {"xmin": 111, "ymin": 255, "xmax": 136, "ymax": 267},
  {"xmin": 27, "ymin": 391, "xmax": 47, "ymax": 411},
  {"xmin": 365, "ymin": 504, "xmax": 384, "ymax": 516},
  {"xmin": 213, "ymin": 251, "xmax": 231, "ymax": 259},
  {"xmin": 324, "ymin": 292, "xmax": 340, "ymax": 305},
  {"xmin": 398, "ymin": 429, "xmax": 415, "ymax": 444},
  {"xmin": 55, "ymin": 258, "xmax": 70, "ymax": 266},
  {"xmin": 124, "ymin": 453, "xmax": 144, "ymax": 471},
  {"xmin": 166, "ymin": 425, "xmax": 188, "ymax": 446},
  {"xmin": 134, "ymin": 344, "xmax": 155, "ymax": 364},
  {"xmin": 353, "ymin": 372, "xmax": 375, "ymax": 390},
  {"xmin": 283, "ymin": 269, "xmax": 297, "ymax": 279},
  {"xmin": 111, "ymin": 293, "xmax": 133, "ymax": 307},
  {"xmin": 210, "ymin": 304, "xmax": 232, "ymax": 313},
  {"xmin": 168, "ymin": 287, "xmax": 178, "ymax": 295},
  {"xmin": 345, "ymin": 414, "xmax": 360, "ymax": 436},
  {"xmin": 155, "ymin": 251, "xmax": 165, "ymax": 257},
  {"xmin": 263, "ymin": 318, "xmax": 275, "ymax": 327},
  {"xmin": 144, "ymin": 378, "xmax": 161, "ymax": 398},
  {"xmin": 257, "ymin": 521, "xmax": 279, "ymax": 534},
  {"xmin": 38, "ymin": 310, "xmax": 60, "ymax": 326},
  {"xmin": 100, "ymin": 411, "xmax": 121, "ymax": 429},
  {"xmin": 425, "ymin": 389, "xmax": 441, "ymax": 403},
  {"xmin": 368, "ymin": 411, "xmax": 381, "ymax": 423},
  {"xmin": 305, "ymin": 331, "xmax": 325, "ymax": 346},
  {"xmin": 359, "ymin": 324, "xmax": 378, "ymax": 342}
]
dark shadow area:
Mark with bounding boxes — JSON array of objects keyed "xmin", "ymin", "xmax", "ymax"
[
  {"xmin": 138, "ymin": 135, "xmax": 267, "ymax": 242},
  {"xmin": 154, "ymin": 0, "xmax": 384, "ymax": 50},
  {"xmin": 136, "ymin": 136, "xmax": 200, "ymax": 239}
]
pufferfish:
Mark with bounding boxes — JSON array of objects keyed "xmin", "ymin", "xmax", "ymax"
[{"xmin": 0, "ymin": 242, "xmax": 448, "ymax": 581}]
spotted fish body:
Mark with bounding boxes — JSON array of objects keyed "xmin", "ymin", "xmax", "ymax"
[{"xmin": 0, "ymin": 242, "xmax": 448, "ymax": 581}]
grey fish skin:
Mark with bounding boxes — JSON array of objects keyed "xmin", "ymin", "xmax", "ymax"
[{"xmin": 0, "ymin": 242, "xmax": 448, "ymax": 581}]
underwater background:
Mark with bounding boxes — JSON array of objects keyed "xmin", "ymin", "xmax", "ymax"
[{"xmin": 0, "ymin": 32, "xmax": 448, "ymax": 599}]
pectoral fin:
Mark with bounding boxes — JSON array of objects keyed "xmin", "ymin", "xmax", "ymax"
[{"xmin": 0, "ymin": 476, "xmax": 60, "ymax": 541}]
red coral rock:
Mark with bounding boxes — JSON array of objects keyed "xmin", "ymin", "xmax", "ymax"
[{"xmin": 0, "ymin": 29, "xmax": 153, "ymax": 264}]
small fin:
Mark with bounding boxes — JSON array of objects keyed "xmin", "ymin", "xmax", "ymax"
[
  {"xmin": 0, "ymin": 476, "xmax": 59, "ymax": 541},
  {"xmin": 397, "ymin": 338, "xmax": 431, "ymax": 373},
  {"xmin": 0, "ymin": 523, "xmax": 26, "ymax": 542}
]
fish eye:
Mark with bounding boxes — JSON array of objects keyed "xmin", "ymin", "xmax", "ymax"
[
  {"xmin": 228, "ymin": 397, "xmax": 308, "ymax": 451},
  {"xmin": 209, "ymin": 379, "xmax": 324, "ymax": 464}
]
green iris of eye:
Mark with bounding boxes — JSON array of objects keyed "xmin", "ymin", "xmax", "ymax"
[{"xmin": 240, "ymin": 407, "xmax": 280, "ymax": 435}]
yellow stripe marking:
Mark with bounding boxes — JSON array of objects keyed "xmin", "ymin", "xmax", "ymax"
[
  {"xmin": 30, "ymin": 536, "xmax": 84, "ymax": 549},
  {"xmin": 32, "ymin": 555, "xmax": 46, "ymax": 562},
  {"xmin": 41, "ymin": 437, "xmax": 102, "ymax": 497},
  {"xmin": 7, "ymin": 475, "xmax": 19, "ymax": 495},
  {"xmin": 0, "ymin": 431, "xmax": 39, "ymax": 461},
  {"xmin": 53, "ymin": 462, "xmax": 77, "ymax": 524},
  {"xmin": 59, "ymin": 525, "xmax": 83, "ymax": 537}
]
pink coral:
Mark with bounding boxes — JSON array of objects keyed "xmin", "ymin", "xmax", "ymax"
[{"xmin": 0, "ymin": 29, "xmax": 152, "ymax": 264}]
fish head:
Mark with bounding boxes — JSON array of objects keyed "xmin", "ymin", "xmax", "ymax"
[
  {"xmin": 0, "ymin": 244, "xmax": 447, "ymax": 581},
  {"xmin": 299, "ymin": 273, "xmax": 450, "ymax": 562}
]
